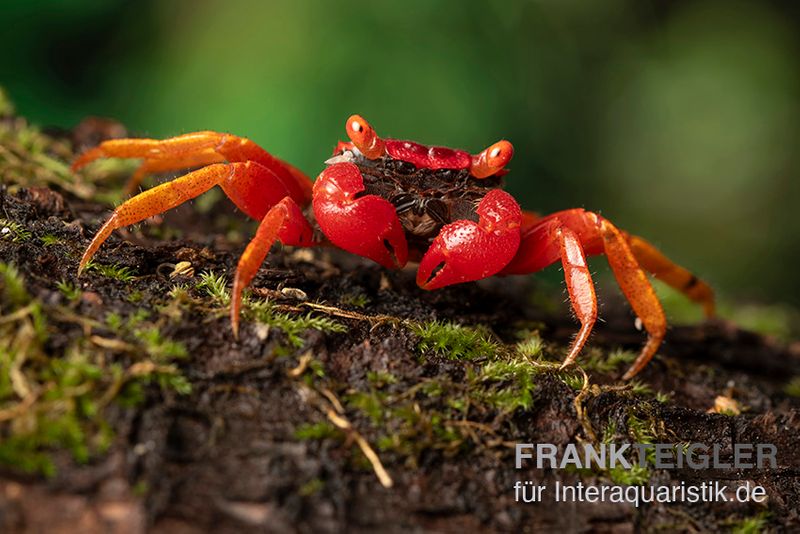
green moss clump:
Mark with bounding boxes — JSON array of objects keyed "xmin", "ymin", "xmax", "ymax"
[
  {"xmin": 294, "ymin": 422, "xmax": 340, "ymax": 440},
  {"xmin": 56, "ymin": 279, "xmax": 81, "ymax": 302},
  {"xmin": 0, "ymin": 219, "xmax": 32, "ymax": 243},
  {"xmin": 0, "ymin": 88, "xmax": 135, "ymax": 203},
  {"xmin": 411, "ymin": 320, "xmax": 500, "ymax": 361},
  {"xmin": 197, "ymin": 270, "xmax": 230, "ymax": 305},
  {"xmin": 784, "ymin": 377, "xmax": 800, "ymax": 397},
  {"xmin": 247, "ymin": 300, "xmax": 347, "ymax": 348},
  {"xmin": 84, "ymin": 260, "xmax": 137, "ymax": 282},
  {"xmin": 730, "ymin": 512, "xmax": 770, "ymax": 534},
  {"xmin": 0, "ymin": 263, "xmax": 191, "ymax": 476}
]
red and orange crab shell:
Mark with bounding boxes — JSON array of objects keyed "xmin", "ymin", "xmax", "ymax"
[{"xmin": 71, "ymin": 113, "xmax": 715, "ymax": 380}]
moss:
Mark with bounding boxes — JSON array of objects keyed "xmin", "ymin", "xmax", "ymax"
[
  {"xmin": 514, "ymin": 334, "xmax": 544, "ymax": 358},
  {"xmin": 627, "ymin": 380, "xmax": 654, "ymax": 397},
  {"xmin": 341, "ymin": 293, "xmax": 370, "ymax": 308},
  {"xmin": 0, "ymin": 106, "xmax": 129, "ymax": 201},
  {"xmin": 56, "ymin": 279, "xmax": 82, "ymax": 302},
  {"xmin": 729, "ymin": 512, "xmax": 770, "ymax": 534},
  {"xmin": 197, "ymin": 270, "xmax": 230, "ymax": 305},
  {"xmin": 246, "ymin": 299, "xmax": 347, "ymax": 348},
  {"xmin": 1, "ymin": 263, "xmax": 30, "ymax": 307},
  {"xmin": 783, "ymin": 377, "xmax": 800, "ymax": 398},
  {"xmin": 341, "ymin": 345, "xmax": 552, "ymax": 465},
  {"xmin": 654, "ymin": 391, "xmax": 672, "ymax": 403},
  {"xmin": 298, "ymin": 478, "xmax": 325, "ymax": 496},
  {"xmin": 558, "ymin": 371, "xmax": 585, "ymax": 391},
  {"xmin": 367, "ymin": 371, "xmax": 398, "ymax": 388},
  {"xmin": 133, "ymin": 327, "xmax": 188, "ymax": 361},
  {"xmin": 411, "ymin": 320, "xmax": 500, "ymax": 361},
  {"xmin": 294, "ymin": 421, "xmax": 340, "ymax": 440},
  {"xmin": 606, "ymin": 464, "xmax": 651, "ymax": 485},
  {"xmin": 581, "ymin": 410, "xmax": 660, "ymax": 485},
  {"xmin": 626, "ymin": 412, "xmax": 656, "ymax": 443},
  {"xmin": 470, "ymin": 356, "xmax": 539, "ymax": 411},
  {"xmin": 84, "ymin": 260, "xmax": 137, "ymax": 282},
  {"xmin": 0, "ymin": 219, "xmax": 32, "ymax": 243},
  {"xmin": 39, "ymin": 234, "xmax": 61, "ymax": 247},
  {"xmin": 581, "ymin": 349, "xmax": 636, "ymax": 373},
  {"xmin": 346, "ymin": 391, "xmax": 387, "ymax": 424},
  {"xmin": 0, "ymin": 262, "xmax": 190, "ymax": 476}
]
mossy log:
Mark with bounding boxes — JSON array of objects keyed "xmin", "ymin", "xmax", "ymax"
[{"xmin": 1, "ymin": 99, "xmax": 799, "ymax": 532}]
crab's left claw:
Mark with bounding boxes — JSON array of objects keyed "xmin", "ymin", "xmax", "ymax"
[
  {"xmin": 313, "ymin": 162, "xmax": 408, "ymax": 268},
  {"xmin": 417, "ymin": 190, "xmax": 522, "ymax": 289}
]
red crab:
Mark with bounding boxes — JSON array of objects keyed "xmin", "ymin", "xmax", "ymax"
[{"xmin": 72, "ymin": 115, "xmax": 714, "ymax": 379}]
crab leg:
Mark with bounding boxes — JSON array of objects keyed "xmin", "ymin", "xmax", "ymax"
[
  {"xmin": 231, "ymin": 197, "xmax": 314, "ymax": 336},
  {"xmin": 600, "ymin": 219, "xmax": 667, "ymax": 380},
  {"xmin": 502, "ymin": 209, "xmax": 668, "ymax": 379},
  {"xmin": 124, "ymin": 150, "xmax": 226, "ymax": 195},
  {"xmin": 78, "ymin": 163, "xmax": 228, "ymax": 274},
  {"xmin": 557, "ymin": 226, "xmax": 598, "ymax": 368},
  {"xmin": 78, "ymin": 161, "xmax": 307, "ymax": 273},
  {"xmin": 623, "ymin": 233, "xmax": 715, "ymax": 317},
  {"xmin": 73, "ymin": 131, "xmax": 313, "ymax": 203},
  {"xmin": 519, "ymin": 211, "xmax": 714, "ymax": 317}
]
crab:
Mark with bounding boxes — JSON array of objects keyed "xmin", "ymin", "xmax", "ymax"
[{"xmin": 72, "ymin": 115, "xmax": 715, "ymax": 379}]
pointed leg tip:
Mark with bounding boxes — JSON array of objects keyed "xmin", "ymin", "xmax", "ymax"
[
  {"xmin": 230, "ymin": 311, "xmax": 241, "ymax": 340},
  {"xmin": 621, "ymin": 369, "xmax": 636, "ymax": 381}
]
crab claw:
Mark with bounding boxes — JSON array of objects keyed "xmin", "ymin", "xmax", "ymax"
[
  {"xmin": 417, "ymin": 189, "xmax": 522, "ymax": 289},
  {"xmin": 313, "ymin": 162, "xmax": 408, "ymax": 268}
]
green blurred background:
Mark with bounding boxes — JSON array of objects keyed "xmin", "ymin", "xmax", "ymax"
[{"xmin": 2, "ymin": 0, "xmax": 799, "ymax": 320}]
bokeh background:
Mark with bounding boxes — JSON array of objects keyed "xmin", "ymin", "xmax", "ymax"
[{"xmin": 2, "ymin": 0, "xmax": 799, "ymax": 330}]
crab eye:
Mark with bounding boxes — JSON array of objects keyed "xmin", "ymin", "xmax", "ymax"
[
  {"xmin": 345, "ymin": 114, "xmax": 385, "ymax": 160},
  {"xmin": 471, "ymin": 140, "xmax": 514, "ymax": 179}
]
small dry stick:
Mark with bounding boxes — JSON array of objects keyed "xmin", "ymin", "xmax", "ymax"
[
  {"xmin": 324, "ymin": 408, "xmax": 393, "ymax": 488},
  {"xmin": 573, "ymin": 367, "xmax": 597, "ymax": 442}
]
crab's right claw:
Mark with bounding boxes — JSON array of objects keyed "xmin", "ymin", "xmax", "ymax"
[
  {"xmin": 313, "ymin": 162, "xmax": 408, "ymax": 269},
  {"xmin": 417, "ymin": 189, "xmax": 522, "ymax": 289}
]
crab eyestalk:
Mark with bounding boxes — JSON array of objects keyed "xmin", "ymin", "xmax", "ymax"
[
  {"xmin": 346, "ymin": 114, "xmax": 386, "ymax": 159},
  {"xmin": 470, "ymin": 140, "xmax": 513, "ymax": 179}
]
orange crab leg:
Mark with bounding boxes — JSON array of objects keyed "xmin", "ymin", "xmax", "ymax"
[
  {"xmin": 73, "ymin": 131, "xmax": 313, "ymax": 203},
  {"xmin": 599, "ymin": 219, "xmax": 667, "ymax": 380},
  {"xmin": 558, "ymin": 226, "xmax": 598, "ymax": 368},
  {"xmin": 125, "ymin": 150, "xmax": 226, "ymax": 195},
  {"xmin": 79, "ymin": 160, "xmax": 308, "ymax": 272},
  {"xmin": 230, "ymin": 197, "xmax": 314, "ymax": 336},
  {"xmin": 623, "ymin": 233, "xmax": 715, "ymax": 317},
  {"xmin": 78, "ymin": 163, "xmax": 228, "ymax": 274},
  {"xmin": 513, "ymin": 212, "xmax": 714, "ymax": 313},
  {"xmin": 502, "ymin": 209, "xmax": 669, "ymax": 379}
]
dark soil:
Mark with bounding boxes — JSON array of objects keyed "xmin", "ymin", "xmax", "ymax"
[{"xmin": 1, "ymin": 111, "xmax": 799, "ymax": 533}]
